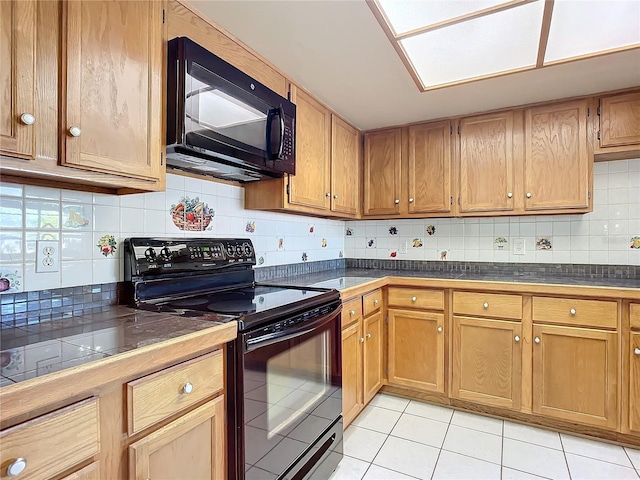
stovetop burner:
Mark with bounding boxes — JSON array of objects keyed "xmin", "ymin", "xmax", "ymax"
[{"xmin": 168, "ymin": 297, "xmax": 210, "ymax": 308}]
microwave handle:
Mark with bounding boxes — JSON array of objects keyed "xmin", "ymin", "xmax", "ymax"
[
  {"xmin": 277, "ymin": 107, "xmax": 285, "ymax": 159},
  {"xmin": 266, "ymin": 107, "xmax": 285, "ymax": 161}
]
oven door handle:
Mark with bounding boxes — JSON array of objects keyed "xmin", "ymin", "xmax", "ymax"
[{"xmin": 244, "ymin": 307, "xmax": 341, "ymax": 352}]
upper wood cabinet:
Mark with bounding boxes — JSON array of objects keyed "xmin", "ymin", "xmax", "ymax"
[
  {"xmin": 595, "ymin": 91, "xmax": 640, "ymax": 161},
  {"xmin": 524, "ymin": 100, "xmax": 591, "ymax": 212},
  {"xmin": 0, "ymin": 0, "xmax": 36, "ymax": 160},
  {"xmin": 60, "ymin": 0, "xmax": 164, "ymax": 182},
  {"xmin": 363, "ymin": 129, "xmax": 402, "ymax": 216},
  {"xmin": 407, "ymin": 121, "xmax": 453, "ymax": 215},
  {"xmin": 331, "ymin": 115, "xmax": 360, "ymax": 215},
  {"xmin": 458, "ymin": 112, "xmax": 515, "ymax": 214}
]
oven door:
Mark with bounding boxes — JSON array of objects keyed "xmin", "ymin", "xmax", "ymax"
[{"xmin": 229, "ymin": 304, "xmax": 343, "ymax": 480}]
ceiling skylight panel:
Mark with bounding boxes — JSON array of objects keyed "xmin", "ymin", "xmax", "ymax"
[
  {"xmin": 544, "ymin": 0, "xmax": 640, "ymax": 64},
  {"xmin": 400, "ymin": 0, "xmax": 545, "ymax": 88}
]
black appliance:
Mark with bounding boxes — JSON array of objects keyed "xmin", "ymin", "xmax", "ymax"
[
  {"xmin": 166, "ymin": 37, "xmax": 296, "ymax": 183},
  {"xmin": 123, "ymin": 238, "xmax": 343, "ymax": 480}
]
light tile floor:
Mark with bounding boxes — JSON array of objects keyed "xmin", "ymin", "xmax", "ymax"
[{"xmin": 329, "ymin": 393, "xmax": 640, "ymax": 480}]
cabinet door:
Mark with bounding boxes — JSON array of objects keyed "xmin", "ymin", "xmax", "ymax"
[
  {"xmin": 630, "ymin": 332, "xmax": 640, "ymax": 434},
  {"xmin": 61, "ymin": 462, "xmax": 100, "ymax": 480},
  {"xmin": 452, "ymin": 316, "xmax": 522, "ymax": 410},
  {"xmin": 408, "ymin": 121, "xmax": 452, "ymax": 214},
  {"xmin": 342, "ymin": 321, "xmax": 363, "ymax": 428},
  {"xmin": 363, "ymin": 129, "xmax": 402, "ymax": 215},
  {"xmin": 459, "ymin": 112, "xmax": 515, "ymax": 213},
  {"xmin": 363, "ymin": 311, "xmax": 383, "ymax": 404},
  {"xmin": 129, "ymin": 396, "xmax": 225, "ymax": 480},
  {"xmin": 288, "ymin": 85, "xmax": 331, "ymax": 210},
  {"xmin": 388, "ymin": 309, "xmax": 444, "ymax": 393},
  {"xmin": 532, "ymin": 325, "xmax": 617, "ymax": 429},
  {"xmin": 60, "ymin": 0, "xmax": 163, "ymax": 181},
  {"xmin": 524, "ymin": 100, "xmax": 590, "ymax": 211},
  {"xmin": 600, "ymin": 92, "xmax": 640, "ymax": 148},
  {"xmin": 331, "ymin": 115, "xmax": 359, "ymax": 215},
  {"xmin": 0, "ymin": 0, "xmax": 36, "ymax": 159}
]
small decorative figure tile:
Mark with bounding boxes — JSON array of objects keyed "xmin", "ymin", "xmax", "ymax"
[
  {"xmin": 366, "ymin": 238, "xmax": 376, "ymax": 248},
  {"xmin": 439, "ymin": 250, "xmax": 448, "ymax": 260},
  {"xmin": 0, "ymin": 348, "xmax": 23, "ymax": 375},
  {"xmin": 63, "ymin": 207, "xmax": 90, "ymax": 228},
  {"xmin": 257, "ymin": 255, "xmax": 265, "ymax": 265},
  {"xmin": 170, "ymin": 196, "xmax": 214, "ymax": 231},
  {"xmin": 308, "ymin": 224, "xmax": 315, "ymax": 235},
  {"xmin": 302, "ymin": 252, "xmax": 308, "ymax": 262},
  {"xmin": 412, "ymin": 238, "xmax": 423, "ymax": 248},
  {"xmin": 245, "ymin": 221, "xmax": 256, "ymax": 233},
  {"xmin": 0, "ymin": 268, "xmax": 22, "ymax": 293},
  {"xmin": 339, "ymin": 250, "xmax": 344, "ymax": 258},
  {"xmin": 389, "ymin": 226, "xmax": 398, "ymax": 235},
  {"xmin": 278, "ymin": 238, "xmax": 284, "ymax": 251},
  {"xmin": 494, "ymin": 237, "xmax": 508, "ymax": 250},
  {"xmin": 345, "ymin": 228, "xmax": 354, "ymax": 236},
  {"xmin": 389, "ymin": 250, "xmax": 398, "ymax": 258},
  {"xmin": 427, "ymin": 225, "xmax": 436, "ymax": 236},
  {"xmin": 535, "ymin": 237, "xmax": 552, "ymax": 250},
  {"xmin": 97, "ymin": 235, "xmax": 117, "ymax": 257},
  {"xmin": 321, "ymin": 238, "xmax": 327, "ymax": 248},
  {"xmin": 631, "ymin": 236, "xmax": 640, "ymax": 249}
]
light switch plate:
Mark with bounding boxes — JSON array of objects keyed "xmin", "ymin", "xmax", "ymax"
[
  {"xmin": 512, "ymin": 238, "xmax": 525, "ymax": 255},
  {"xmin": 36, "ymin": 240, "xmax": 60, "ymax": 272}
]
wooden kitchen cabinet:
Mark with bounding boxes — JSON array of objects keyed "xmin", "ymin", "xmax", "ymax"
[
  {"xmin": 630, "ymin": 331, "xmax": 640, "ymax": 434},
  {"xmin": 363, "ymin": 129, "xmax": 402, "ymax": 216},
  {"xmin": 0, "ymin": 0, "xmax": 36, "ymax": 160},
  {"xmin": 342, "ymin": 320, "xmax": 363, "ymax": 427},
  {"xmin": 595, "ymin": 91, "xmax": 640, "ymax": 160},
  {"xmin": 129, "ymin": 396, "xmax": 226, "ymax": 480},
  {"xmin": 524, "ymin": 99, "xmax": 591, "ymax": 212},
  {"xmin": 61, "ymin": 462, "xmax": 101, "ymax": 480},
  {"xmin": 331, "ymin": 115, "xmax": 360, "ymax": 215},
  {"xmin": 363, "ymin": 310, "xmax": 383, "ymax": 404}
]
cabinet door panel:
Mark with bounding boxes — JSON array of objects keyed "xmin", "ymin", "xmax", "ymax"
[
  {"xmin": 524, "ymin": 100, "xmax": 590, "ymax": 210},
  {"xmin": 363, "ymin": 129, "xmax": 402, "ymax": 215},
  {"xmin": 0, "ymin": 0, "xmax": 36, "ymax": 159},
  {"xmin": 342, "ymin": 322, "xmax": 363, "ymax": 428},
  {"xmin": 288, "ymin": 86, "xmax": 331, "ymax": 210},
  {"xmin": 630, "ymin": 332, "xmax": 640, "ymax": 434},
  {"xmin": 408, "ymin": 121, "xmax": 452, "ymax": 214},
  {"xmin": 600, "ymin": 92, "xmax": 640, "ymax": 148},
  {"xmin": 388, "ymin": 309, "xmax": 444, "ymax": 393},
  {"xmin": 532, "ymin": 325, "xmax": 617, "ymax": 429},
  {"xmin": 331, "ymin": 115, "xmax": 359, "ymax": 215},
  {"xmin": 61, "ymin": 0, "xmax": 163, "ymax": 181},
  {"xmin": 363, "ymin": 311, "xmax": 383, "ymax": 404},
  {"xmin": 459, "ymin": 112, "xmax": 514, "ymax": 213},
  {"xmin": 452, "ymin": 316, "xmax": 521, "ymax": 410}
]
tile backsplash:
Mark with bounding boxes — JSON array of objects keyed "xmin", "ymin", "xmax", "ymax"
[
  {"xmin": 345, "ymin": 158, "xmax": 640, "ymax": 266},
  {"xmin": 0, "ymin": 174, "xmax": 345, "ymax": 293}
]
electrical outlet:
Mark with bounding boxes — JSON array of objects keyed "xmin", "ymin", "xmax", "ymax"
[
  {"xmin": 36, "ymin": 240, "xmax": 60, "ymax": 272},
  {"xmin": 398, "ymin": 241, "xmax": 407, "ymax": 255},
  {"xmin": 512, "ymin": 238, "xmax": 525, "ymax": 255}
]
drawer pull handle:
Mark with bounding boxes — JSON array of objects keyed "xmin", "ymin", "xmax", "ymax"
[
  {"xmin": 411, "ymin": 296, "xmax": 417, "ymax": 302},
  {"xmin": 534, "ymin": 337, "xmax": 541, "ymax": 344},
  {"xmin": 366, "ymin": 333, "xmax": 371, "ymax": 339},
  {"xmin": 570, "ymin": 308, "xmax": 576, "ymax": 315},
  {"xmin": 359, "ymin": 337, "xmax": 364, "ymax": 343},
  {"xmin": 409, "ymin": 197, "xmax": 414, "ymax": 203},
  {"xmin": 437, "ymin": 326, "xmax": 443, "ymax": 333},
  {"xmin": 6, "ymin": 458, "xmax": 27, "ymax": 477},
  {"xmin": 483, "ymin": 302, "xmax": 489, "ymax": 309},
  {"xmin": 183, "ymin": 382, "xmax": 194, "ymax": 394},
  {"xmin": 20, "ymin": 113, "xmax": 35, "ymax": 125},
  {"xmin": 373, "ymin": 299, "xmax": 379, "ymax": 305},
  {"xmin": 68, "ymin": 125, "xmax": 81, "ymax": 137},
  {"xmin": 514, "ymin": 335, "xmax": 520, "ymax": 343},
  {"xmin": 635, "ymin": 348, "xmax": 640, "ymax": 356},
  {"xmin": 350, "ymin": 309, "xmax": 356, "ymax": 316},
  {"xmin": 507, "ymin": 192, "xmax": 513, "ymax": 198},
  {"xmin": 394, "ymin": 199, "xmax": 400, "ymax": 204}
]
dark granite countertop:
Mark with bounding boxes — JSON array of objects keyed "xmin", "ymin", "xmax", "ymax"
[{"xmin": 0, "ymin": 306, "xmax": 236, "ymax": 386}]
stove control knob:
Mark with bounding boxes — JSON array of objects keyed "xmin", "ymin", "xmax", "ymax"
[
  {"xmin": 225, "ymin": 244, "xmax": 236, "ymax": 257},
  {"xmin": 243, "ymin": 242, "xmax": 254, "ymax": 257},
  {"xmin": 235, "ymin": 245, "xmax": 243, "ymax": 256},
  {"xmin": 144, "ymin": 247, "xmax": 156, "ymax": 260},
  {"xmin": 160, "ymin": 247, "xmax": 171, "ymax": 260}
]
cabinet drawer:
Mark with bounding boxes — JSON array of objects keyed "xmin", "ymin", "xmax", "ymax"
[
  {"xmin": 342, "ymin": 297, "xmax": 363, "ymax": 328},
  {"xmin": 0, "ymin": 398, "xmax": 99, "ymax": 480},
  {"xmin": 533, "ymin": 297, "xmax": 617, "ymax": 329},
  {"xmin": 387, "ymin": 287, "xmax": 444, "ymax": 310},
  {"xmin": 128, "ymin": 350, "xmax": 223, "ymax": 435},
  {"xmin": 453, "ymin": 292, "xmax": 522, "ymax": 320},
  {"xmin": 631, "ymin": 303, "xmax": 640, "ymax": 329},
  {"xmin": 362, "ymin": 289, "xmax": 383, "ymax": 317}
]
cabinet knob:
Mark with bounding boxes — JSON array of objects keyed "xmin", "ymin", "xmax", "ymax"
[
  {"xmin": 411, "ymin": 296, "xmax": 417, "ymax": 302},
  {"xmin": 333, "ymin": 194, "xmax": 338, "ymax": 199},
  {"xmin": 359, "ymin": 337, "xmax": 364, "ymax": 343},
  {"xmin": 20, "ymin": 113, "xmax": 35, "ymax": 125},
  {"xmin": 437, "ymin": 326, "xmax": 443, "ymax": 333},
  {"xmin": 68, "ymin": 126, "xmax": 81, "ymax": 137},
  {"xmin": 373, "ymin": 299, "xmax": 379, "ymax": 305},
  {"xmin": 483, "ymin": 302, "xmax": 489, "ymax": 309},
  {"xmin": 366, "ymin": 333, "xmax": 371, "ymax": 339},
  {"xmin": 325, "ymin": 192, "xmax": 331, "ymax": 197},
  {"xmin": 526, "ymin": 192, "xmax": 532, "ymax": 198},
  {"xmin": 182, "ymin": 382, "xmax": 194, "ymax": 394},
  {"xmin": 394, "ymin": 199, "xmax": 400, "ymax": 204},
  {"xmin": 6, "ymin": 458, "xmax": 27, "ymax": 477},
  {"xmin": 569, "ymin": 308, "xmax": 576, "ymax": 315},
  {"xmin": 408, "ymin": 198, "xmax": 414, "ymax": 203},
  {"xmin": 514, "ymin": 335, "xmax": 520, "ymax": 343},
  {"xmin": 534, "ymin": 337, "xmax": 541, "ymax": 344},
  {"xmin": 350, "ymin": 309, "xmax": 355, "ymax": 316},
  {"xmin": 507, "ymin": 192, "xmax": 513, "ymax": 198},
  {"xmin": 634, "ymin": 347, "xmax": 640, "ymax": 356}
]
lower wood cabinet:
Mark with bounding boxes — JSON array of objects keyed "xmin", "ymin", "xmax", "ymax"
[
  {"xmin": 451, "ymin": 316, "xmax": 522, "ymax": 410},
  {"xmin": 363, "ymin": 311, "xmax": 384, "ymax": 404},
  {"xmin": 61, "ymin": 462, "xmax": 101, "ymax": 480},
  {"xmin": 532, "ymin": 324, "xmax": 618, "ymax": 429},
  {"xmin": 342, "ymin": 321, "xmax": 363, "ymax": 427},
  {"xmin": 388, "ymin": 309, "xmax": 445, "ymax": 393},
  {"xmin": 630, "ymin": 331, "xmax": 640, "ymax": 433},
  {"xmin": 129, "ymin": 396, "xmax": 226, "ymax": 480}
]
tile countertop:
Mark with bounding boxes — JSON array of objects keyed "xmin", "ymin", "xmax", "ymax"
[{"xmin": 0, "ymin": 306, "xmax": 236, "ymax": 386}]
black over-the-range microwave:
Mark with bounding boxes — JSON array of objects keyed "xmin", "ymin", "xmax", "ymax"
[{"xmin": 166, "ymin": 37, "xmax": 296, "ymax": 182}]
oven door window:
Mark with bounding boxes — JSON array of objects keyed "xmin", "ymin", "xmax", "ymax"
[{"xmin": 243, "ymin": 318, "xmax": 341, "ymax": 476}]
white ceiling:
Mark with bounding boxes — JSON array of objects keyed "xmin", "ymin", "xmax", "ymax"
[{"xmin": 185, "ymin": 0, "xmax": 640, "ymax": 131}]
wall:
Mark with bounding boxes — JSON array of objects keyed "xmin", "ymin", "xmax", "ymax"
[
  {"xmin": 0, "ymin": 173, "xmax": 345, "ymax": 294},
  {"xmin": 345, "ymin": 158, "xmax": 640, "ymax": 266}
]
